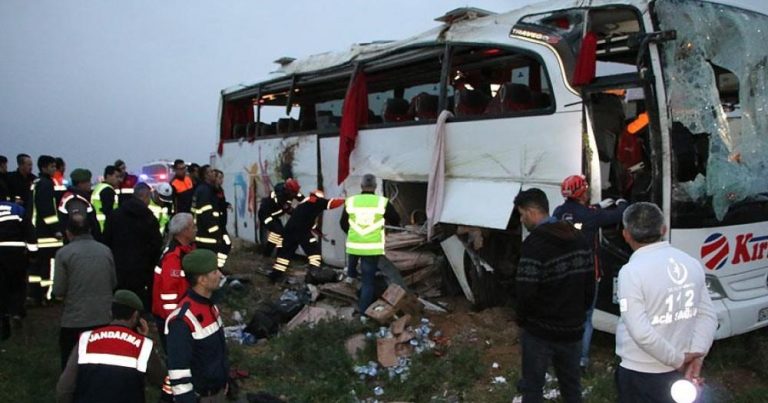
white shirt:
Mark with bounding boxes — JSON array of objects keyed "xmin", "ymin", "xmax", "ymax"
[{"xmin": 615, "ymin": 241, "xmax": 717, "ymax": 373}]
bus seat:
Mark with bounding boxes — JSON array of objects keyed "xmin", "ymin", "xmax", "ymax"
[
  {"xmin": 383, "ymin": 98, "xmax": 413, "ymax": 122},
  {"xmin": 488, "ymin": 83, "xmax": 532, "ymax": 113},
  {"xmin": 408, "ymin": 92, "xmax": 439, "ymax": 120},
  {"xmin": 277, "ymin": 118, "xmax": 297, "ymax": 134},
  {"xmin": 233, "ymin": 123, "xmax": 247, "ymax": 139},
  {"xmin": 367, "ymin": 109, "xmax": 383, "ymax": 124},
  {"xmin": 530, "ymin": 92, "xmax": 552, "ymax": 109},
  {"xmin": 455, "ymin": 88, "xmax": 490, "ymax": 116},
  {"xmin": 299, "ymin": 118, "xmax": 316, "ymax": 131}
]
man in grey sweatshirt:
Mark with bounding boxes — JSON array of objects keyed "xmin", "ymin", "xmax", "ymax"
[{"xmin": 616, "ymin": 202, "xmax": 717, "ymax": 402}]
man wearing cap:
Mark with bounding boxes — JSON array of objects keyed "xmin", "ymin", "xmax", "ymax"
[
  {"xmin": 149, "ymin": 183, "xmax": 174, "ymax": 236},
  {"xmin": 58, "ymin": 168, "xmax": 100, "ymax": 240},
  {"xmin": 91, "ymin": 165, "xmax": 121, "ymax": 233},
  {"xmin": 192, "ymin": 165, "xmax": 229, "ymax": 269},
  {"xmin": 57, "ymin": 289, "xmax": 165, "ymax": 403},
  {"xmin": 165, "ymin": 249, "xmax": 228, "ymax": 403},
  {"xmin": 53, "ymin": 213, "xmax": 117, "ymax": 369},
  {"xmin": 340, "ymin": 173, "xmax": 400, "ymax": 314}
]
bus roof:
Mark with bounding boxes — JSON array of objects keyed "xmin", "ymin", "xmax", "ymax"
[{"xmin": 221, "ymin": 0, "xmax": 767, "ymax": 97}]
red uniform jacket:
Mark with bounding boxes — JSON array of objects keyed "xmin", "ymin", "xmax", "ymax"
[{"xmin": 152, "ymin": 241, "xmax": 195, "ymax": 319}]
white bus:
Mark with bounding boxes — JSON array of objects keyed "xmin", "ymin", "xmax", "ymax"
[{"xmin": 214, "ymin": 0, "xmax": 768, "ymax": 339}]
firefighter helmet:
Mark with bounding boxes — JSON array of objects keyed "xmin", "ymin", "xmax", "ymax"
[
  {"xmin": 156, "ymin": 182, "xmax": 173, "ymax": 203},
  {"xmin": 561, "ymin": 175, "xmax": 589, "ymax": 200},
  {"xmin": 285, "ymin": 178, "xmax": 300, "ymax": 194}
]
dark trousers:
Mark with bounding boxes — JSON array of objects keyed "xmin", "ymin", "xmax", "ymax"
[
  {"xmin": 616, "ymin": 365, "xmax": 680, "ymax": 403},
  {"xmin": 0, "ymin": 248, "xmax": 28, "ymax": 318},
  {"xmin": 273, "ymin": 233, "xmax": 321, "ymax": 272},
  {"xmin": 348, "ymin": 254, "xmax": 380, "ymax": 314},
  {"xmin": 30, "ymin": 247, "xmax": 57, "ymax": 303},
  {"xmin": 117, "ymin": 271, "xmax": 152, "ymax": 313},
  {"xmin": 59, "ymin": 324, "xmax": 103, "ymax": 370},
  {"xmin": 518, "ymin": 329, "xmax": 583, "ymax": 403}
]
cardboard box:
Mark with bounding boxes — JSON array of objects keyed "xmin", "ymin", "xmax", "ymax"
[
  {"xmin": 390, "ymin": 314, "xmax": 411, "ymax": 335},
  {"xmin": 395, "ymin": 343, "xmax": 414, "ymax": 358},
  {"xmin": 365, "ymin": 299, "xmax": 396, "ymax": 324},
  {"xmin": 377, "ymin": 338, "xmax": 398, "ymax": 367},
  {"xmin": 382, "ymin": 284, "xmax": 423, "ymax": 316},
  {"xmin": 381, "ymin": 284, "xmax": 408, "ymax": 306}
]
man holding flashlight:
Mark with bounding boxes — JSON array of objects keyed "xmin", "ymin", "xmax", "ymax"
[{"xmin": 615, "ymin": 202, "xmax": 717, "ymax": 402}]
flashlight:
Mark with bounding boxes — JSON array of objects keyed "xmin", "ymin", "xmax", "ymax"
[{"xmin": 670, "ymin": 379, "xmax": 698, "ymax": 403}]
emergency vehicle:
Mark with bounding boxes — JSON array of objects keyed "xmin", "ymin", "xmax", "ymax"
[{"xmin": 214, "ymin": 0, "xmax": 768, "ymax": 339}]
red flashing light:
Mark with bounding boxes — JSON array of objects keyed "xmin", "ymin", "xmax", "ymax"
[{"xmin": 483, "ymin": 48, "xmax": 502, "ymax": 55}]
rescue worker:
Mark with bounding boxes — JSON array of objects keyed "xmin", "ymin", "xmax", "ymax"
[
  {"xmin": 269, "ymin": 189, "xmax": 344, "ymax": 282},
  {"xmin": 257, "ymin": 178, "xmax": 302, "ymax": 257},
  {"xmin": 552, "ymin": 174, "xmax": 628, "ymax": 372},
  {"xmin": 53, "ymin": 157, "xmax": 67, "ymax": 204},
  {"xmin": 149, "ymin": 182, "xmax": 174, "ymax": 236},
  {"xmin": 165, "ymin": 249, "xmax": 228, "ymax": 403},
  {"xmin": 58, "ymin": 168, "xmax": 100, "ymax": 240},
  {"xmin": 213, "ymin": 170, "xmax": 232, "ymax": 270},
  {"xmin": 91, "ymin": 165, "xmax": 121, "ymax": 232},
  {"xmin": 340, "ymin": 174, "xmax": 400, "ymax": 314},
  {"xmin": 31, "ymin": 155, "xmax": 63, "ymax": 303},
  {"xmin": 152, "ymin": 213, "xmax": 196, "ymax": 402},
  {"xmin": 115, "ymin": 159, "xmax": 138, "ymax": 206},
  {"xmin": 56, "ymin": 289, "xmax": 165, "ymax": 403},
  {"xmin": 171, "ymin": 159, "xmax": 194, "ymax": 213},
  {"xmin": 0, "ymin": 200, "xmax": 27, "ymax": 339},
  {"xmin": 7, "ymin": 153, "xmax": 36, "ymax": 210},
  {"xmin": 192, "ymin": 166, "xmax": 228, "ymax": 269}
]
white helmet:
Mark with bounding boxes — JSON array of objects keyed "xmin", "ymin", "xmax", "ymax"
[{"xmin": 156, "ymin": 182, "xmax": 173, "ymax": 203}]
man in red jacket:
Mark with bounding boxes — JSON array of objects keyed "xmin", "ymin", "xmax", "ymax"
[{"xmin": 152, "ymin": 212, "xmax": 196, "ymax": 345}]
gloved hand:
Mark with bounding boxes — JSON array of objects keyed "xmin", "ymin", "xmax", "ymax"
[
  {"xmin": 616, "ymin": 198, "xmax": 628, "ymax": 205},
  {"xmin": 598, "ymin": 198, "xmax": 615, "ymax": 209}
]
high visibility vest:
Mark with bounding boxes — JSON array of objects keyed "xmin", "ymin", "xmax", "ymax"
[
  {"xmin": 345, "ymin": 194, "xmax": 387, "ymax": 256},
  {"xmin": 91, "ymin": 183, "xmax": 117, "ymax": 231},
  {"xmin": 149, "ymin": 199, "xmax": 170, "ymax": 235}
]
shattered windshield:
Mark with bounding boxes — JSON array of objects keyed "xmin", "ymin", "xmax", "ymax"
[{"xmin": 657, "ymin": 0, "xmax": 768, "ymax": 224}]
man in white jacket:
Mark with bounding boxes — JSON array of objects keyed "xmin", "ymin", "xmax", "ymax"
[{"xmin": 616, "ymin": 202, "xmax": 717, "ymax": 402}]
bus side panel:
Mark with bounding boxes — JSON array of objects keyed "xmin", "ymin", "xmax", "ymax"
[
  {"xmin": 319, "ymin": 136, "xmax": 347, "ymax": 267},
  {"xmin": 220, "ymin": 135, "xmax": 319, "ymax": 243}
]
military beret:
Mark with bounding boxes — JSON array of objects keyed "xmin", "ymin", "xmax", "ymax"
[
  {"xmin": 182, "ymin": 249, "xmax": 218, "ymax": 275},
  {"xmin": 113, "ymin": 289, "xmax": 144, "ymax": 312},
  {"xmin": 70, "ymin": 168, "xmax": 92, "ymax": 185}
]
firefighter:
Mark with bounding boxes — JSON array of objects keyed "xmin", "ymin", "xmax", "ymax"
[
  {"xmin": 0, "ymin": 200, "xmax": 27, "ymax": 339},
  {"xmin": 171, "ymin": 159, "xmax": 194, "ymax": 213},
  {"xmin": 56, "ymin": 289, "xmax": 164, "ymax": 403},
  {"xmin": 53, "ymin": 157, "xmax": 67, "ymax": 205},
  {"xmin": 30, "ymin": 155, "xmax": 64, "ymax": 303},
  {"xmin": 165, "ymin": 249, "xmax": 228, "ymax": 403},
  {"xmin": 58, "ymin": 169, "xmax": 100, "ymax": 240},
  {"xmin": 213, "ymin": 170, "xmax": 232, "ymax": 270},
  {"xmin": 269, "ymin": 189, "xmax": 344, "ymax": 282},
  {"xmin": 192, "ymin": 166, "xmax": 228, "ymax": 268},
  {"xmin": 257, "ymin": 178, "xmax": 302, "ymax": 257},
  {"xmin": 340, "ymin": 174, "xmax": 400, "ymax": 314},
  {"xmin": 149, "ymin": 183, "xmax": 173, "ymax": 236},
  {"xmin": 115, "ymin": 159, "xmax": 138, "ymax": 206},
  {"xmin": 91, "ymin": 165, "xmax": 121, "ymax": 232}
]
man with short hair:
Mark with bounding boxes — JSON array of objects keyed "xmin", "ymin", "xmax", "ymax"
[
  {"xmin": 513, "ymin": 188, "xmax": 594, "ymax": 403},
  {"xmin": 171, "ymin": 159, "xmax": 194, "ymax": 213},
  {"xmin": 165, "ymin": 249, "xmax": 228, "ymax": 403},
  {"xmin": 7, "ymin": 153, "xmax": 36, "ymax": 209},
  {"xmin": 192, "ymin": 165, "xmax": 228, "ymax": 268},
  {"xmin": 56, "ymin": 289, "xmax": 164, "ymax": 403},
  {"xmin": 91, "ymin": 165, "xmax": 121, "ymax": 232},
  {"xmin": 340, "ymin": 174, "xmax": 400, "ymax": 314},
  {"xmin": 53, "ymin": 213, "xmax": 116, "ymax": 369},
  {"xmin": 615, "ymin": 202, "xmax": 717, "ymax": 402},
  {"xmin": 53, "ymin": 157, "xmax": 67, "ymax": 204},
  {"xmin": 103, "ymin": 183, "xmax": 163, "ymax": 310},
  {"xmin": 114, "ymin": 159, "xmax": 138, "ymax": 205},
  {"xmin": 31, "ymin": 155, "xmax": 63, "ymax": 303}
]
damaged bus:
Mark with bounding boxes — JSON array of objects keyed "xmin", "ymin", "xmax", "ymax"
[{"xmin": 215, "ymin": 0, "xmax": 768, "ymax": 338}]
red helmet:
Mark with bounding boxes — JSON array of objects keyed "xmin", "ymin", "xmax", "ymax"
[
  {"xmin": 561, "ymin": 175, "xmax": 589, "ymax": 199},
  {"xmin": 285, "ymin": 178, "xmax": 300, "ymax": 194}
]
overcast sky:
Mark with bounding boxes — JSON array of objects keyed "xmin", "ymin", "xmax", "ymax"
[{"xmin": 1, "ymin": 0, "xmax": 527, "ymax": 178}]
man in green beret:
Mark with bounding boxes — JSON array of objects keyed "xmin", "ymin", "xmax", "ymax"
[
  {"xmin": 57, "ymin": 289, "xmax": 164, "ymax": 403},
  {"xmin": 58, "ymin": 168, "xmax": 100, "ymax": 240},
  {"xmin": 165, "ymin": 249, "xmax": 229, "ymax": 403}
]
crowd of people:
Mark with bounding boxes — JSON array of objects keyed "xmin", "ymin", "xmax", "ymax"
[{"xmin": 0, "ymin": 150, "xmax": 718, "ymax": 402}]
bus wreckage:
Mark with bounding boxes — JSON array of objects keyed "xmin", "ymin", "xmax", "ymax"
[{"xmin": 214, "ymin": 0, "xmax": 768, "ymax": 338}]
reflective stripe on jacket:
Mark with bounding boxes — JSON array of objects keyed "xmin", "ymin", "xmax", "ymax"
[{"xmin": 345, "ymin": 194, "xmax": 387, "ymax": 256}]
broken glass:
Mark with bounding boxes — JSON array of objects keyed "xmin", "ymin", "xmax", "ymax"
[{"xmin": 657, "ymin": 0, "xmax": 768, "ymax": 220}]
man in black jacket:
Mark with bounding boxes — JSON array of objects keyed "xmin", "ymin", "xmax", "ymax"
[
  {"xmin": 513, "ymin": 188, "xmax": 594, "ymax": 403},
  {"xmin": 103, "ymin": 183, "xmax": 162, "ymax": 310},
  {"xmin": 192, "ymin": 166, "xmax": 228, "ymax": 269},
  {"xmin": 31, "ymin": 155, "xmax": 62, "ymax": 303}
]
